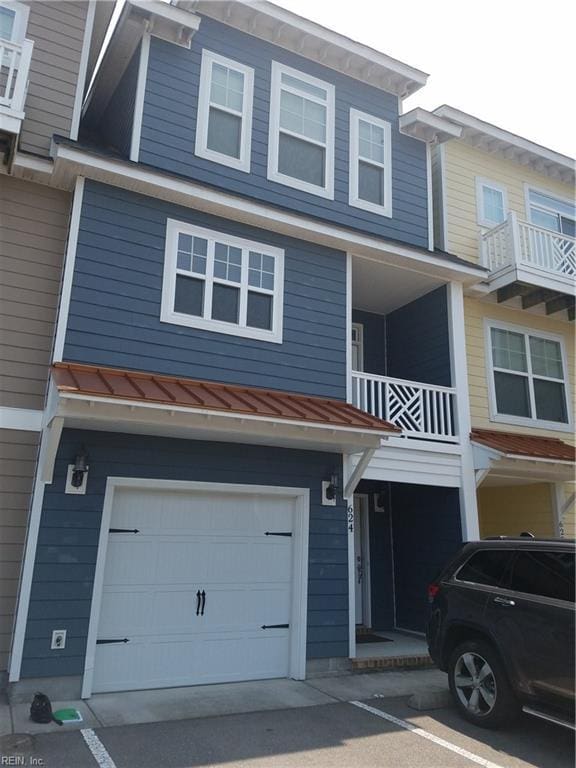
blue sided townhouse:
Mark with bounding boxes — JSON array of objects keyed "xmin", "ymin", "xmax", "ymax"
[{"xmin": 6, "ymin": 0, "xmax": 487, "ymax": 699}]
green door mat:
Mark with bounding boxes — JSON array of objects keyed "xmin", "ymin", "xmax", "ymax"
[{"xmin": 52, "ymin": 708, "xmax": 83, "ymax": 724}]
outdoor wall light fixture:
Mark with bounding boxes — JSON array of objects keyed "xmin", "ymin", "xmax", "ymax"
[
  {"xmin": 325, "ymin": 472, "xmax": 339, "ymax": 501},
  {"xmin": 71, "ymin": 447, "xmax": 89, "ymax": 488}
]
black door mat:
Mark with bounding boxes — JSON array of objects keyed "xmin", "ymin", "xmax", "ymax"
[{"xmin": 356, "ymin": 633, "xmax": 392, "ymax": 644}]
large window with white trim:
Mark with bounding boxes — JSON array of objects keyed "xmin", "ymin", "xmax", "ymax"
[
  {"xmin": 488, "ymin": 323, "xmax": 570, "ymax": 427},
  {"xmin": 526, "ymin": 188, "xmax": 575, "ymax": 237},
  {"xmin": 195, "ymin": 50, "xmax": 254, "ymax": 172},
  {"xmin": 0, "ymin": 1, "xmax": 28, "ymax": 43},
  {"xmin": 161, "ymin": 220, "xmax": 284, "ymax": 343},
  {"xmin": 268, "ymin": 62, "xmax": 335, "ymax": 199},
  {"xmin": 349, "ymin": 109, "xmax": 392, "ymax": 217}
]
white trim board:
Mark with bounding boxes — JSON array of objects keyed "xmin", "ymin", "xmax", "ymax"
[
  {"xmin": 129, "ymin": 31, "xmax": 150, "ymax": 163},
  {"xmin": 52, "ymin": 176, "xmax": 85, "ymax": 363},
  {"xmin": 0, "ymin": 407, "xmax": 43, "ymax": 431},
  {"xmin": 70, "ymin": 0, "xmax": 96, "ymax": 141},
  {"xmin": 81, "ymin": 478, "xmax": 310, "ymax": 698}
]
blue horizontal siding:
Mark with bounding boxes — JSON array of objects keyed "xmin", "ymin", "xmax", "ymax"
[
  {"xmin": 63, "ymin": 181, "xmax": 347, "ymax": 399},
  {"xmin": 138, "ymin": 17, "xmax": 428, "ymax": 248},
  {"xmin": 20, "ymin": 429, "xmax": 349, "ymax": 679}
]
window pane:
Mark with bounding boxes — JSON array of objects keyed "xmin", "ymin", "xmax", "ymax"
[
  {"xmin": 247, "ymin": 291, "xmax": 272, "ymax": 330},
  {"xmin": 207, "ymin": 108, "xmax": 241, "ymax": 159},
  {"xmin": 491, "ymin": 328, "xmax": 527, "ymax": 372},
  {"xmin": 534, "ymin": 379, "xmax": 568, "ymax": 423},
  {"xmin": 211, "ymin": 283, "xmax": 239, "ymax": 324},
  {"xmin": 214, "ymin": 243, "xmax": 242, "ymax": 282},
  {"xmin": 529, "ymin": 337, "xmax": 563, "ymax": 378},
  {"xmin": 529, "ymin": 190, "xmax": 576, "ymax": 219},
  {"xmin": 278, "ymin": 133, "xmax": 325, "ymax": 187},
  {"xmin": 174, "ymin": 275, "xmax": 204, "ymax": 317},
  {"xmin": 210, "ymin": 63, "xmax": 243, "ymax": 112},
  {"xmin": 358, "ymin": 161, "xmax": 384, "ymax": 206},
  {"xmin": 494, "ymin": 372, "xmax": 531, "ymax": 417},
  {"xmin": 560, "ymin": 216, "xmax": 575, "ymax": 237},
  {"xmin": 280, "ymin": 91, "xmax": 325, "ymax": 142},
  {"xmin": 456, "ymin": 550, "xmax": 513, "ymax": 588},
  {"xmin": 0, "ymin": 7, "xmax": 15, "ymax": 40},
  {"xmin": 508, "ymin": 551, "xmax": 574, "ymax": 602},
  {"xmin": 358, "ymin": 120, "xmax": 384, "ymax": 164},
  {"xmin": 482, "ymin": 186, "xmax": 505, "ymax": 224},
  {"xmin": 248, "ymin": 251, "xmax": 274, "ymax": 289},
  {"xmin": 281, "ymin": 72, "xmax": 327, "ymax": 100},
  {"xmin": 530, "ymin": 207, "xmax": 560, "ymax": 232}
]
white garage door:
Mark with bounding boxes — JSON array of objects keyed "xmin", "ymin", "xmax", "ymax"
[{"xmin": 92, "ymin": 487, "xmax": 297, "ymax": 693}]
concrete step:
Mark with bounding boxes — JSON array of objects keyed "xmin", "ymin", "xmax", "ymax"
[{"xmin": 352, "ymin": 654, "xmax": 434, "ymax": 672}]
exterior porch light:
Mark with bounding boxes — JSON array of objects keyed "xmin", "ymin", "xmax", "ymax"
[{"xmin": 325, "ymin": 472, "xmax": 339, "ymax": 501}]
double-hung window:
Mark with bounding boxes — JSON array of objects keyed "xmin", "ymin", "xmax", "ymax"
[
  {"xmin": 487, "ymin": 322, "xmax": 570, "ymax": 428},
  {"xmin": 195, "ymin": 50, "xmax": 254, "ymax": 172},
  {"xmin": 526, "ymin": 188, "xmax": 575, "ymax": 238},
  {"xmin": 476, "ymin": 178, "xmax": 508, "ymax": 227},
  {"xmin": 268, "ymin": 62, "xmax": 335, "ymax": 199},
  {"xmin": 349, "ymin": 109, "xmax": 392, "ymax": 217},
  {"xmin": 161, "ymin": 220, "xmax": 284, "ymax": 343}
]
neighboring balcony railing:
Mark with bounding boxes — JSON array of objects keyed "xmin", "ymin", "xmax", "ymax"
[
  {"xmin": 481, "ymin": 211, "xmax": 576, "ymax": 279},
  {"xmin": 351, "ymin": 371, "xmax": 458, "ymax": 442},
  {"xmin": 0, "ymin": 38, "xmax": 33, "ymax": 115}
]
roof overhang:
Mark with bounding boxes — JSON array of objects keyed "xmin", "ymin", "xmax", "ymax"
[
  {"xmin": 399, "ymin": 108, "xmax": 462, "ymax": 144},
  {"xmin": 177, "ymin": 0, "xmax": 428, "ymax": 99},
  {"xmin": 472, "ymin": 441, "xmax": 575, "ymax": 487},
  {"xmin": 433, "ymin": 105, "xmax": 575, "ymax": 185},
  {"xmin": 15, "ymin": 143, "xmax": 486, "ymax": 286}
]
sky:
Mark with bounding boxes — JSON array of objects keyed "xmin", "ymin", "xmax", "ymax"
[{"xmin": 272, "ymin": 0, "xmax": 576, "ymax": 158}]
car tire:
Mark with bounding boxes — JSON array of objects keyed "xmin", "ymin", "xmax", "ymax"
[{"xmin": 448, "ymin": 639, "xmax": 519, "ymax": 729}]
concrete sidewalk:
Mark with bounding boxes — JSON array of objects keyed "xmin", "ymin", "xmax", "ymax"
[{"xmin": 0, "ymin": 668, "xmax": 448, "ymax": 738}]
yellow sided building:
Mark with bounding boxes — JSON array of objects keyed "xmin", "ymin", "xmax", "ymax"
[{"xmin": 430, "ymin": 107, "xmax": 575, "ymax": 539}]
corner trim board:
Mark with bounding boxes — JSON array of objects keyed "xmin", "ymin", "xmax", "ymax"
[
  {"xmin": 0, "ymin": 407, "xmax": 43, "ymax": 431},
  {"xmin": 70, "ymin": 0, "xmax": 96, "ymax": 141},
  {"xmin": 130, "ymin": 32, "xmax": 150, "ymax": 163},
  {"xmin": 52, "ymin": 176, "xmax": 85, "ymax": 363}
]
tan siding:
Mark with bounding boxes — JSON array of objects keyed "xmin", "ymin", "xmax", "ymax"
[
  {"xmin": 559, "ymin": 483, "xmax": 576, "ymax": 539},
  {"xmin": 0, "ymin": 177, "xmax": 70, "ymax": 410},
  {"xmin": 0, "ymin": 430, "xmax": 38, "ymax": 673},
  {"xmin": 442, "ymin": 141, "xmax": 573, "ymax": 264},
  {"xmin": 465, "ymin": 297, "xmax": 575, "ymax": 443},
  {"xmin": 478, "ymin": 483, "xmax": 555, "ymax": 538},
  {"xmin": 19, "ymin": 1, "xmax": 88, "ymax": 156}
]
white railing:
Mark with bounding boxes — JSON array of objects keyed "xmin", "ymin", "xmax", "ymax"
[
  {"xmin": 0, "ymin": 38, "xmax": 33, "ymax": 114},
  {"xmin": 481, "ymin": 211, "xmax": 576, "ymax": 278},
  {"xmin": 351, "ymin": 371, "xmax": 458, "ymax": 442}
]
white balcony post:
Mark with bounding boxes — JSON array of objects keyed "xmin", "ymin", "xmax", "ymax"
[
  {"xmin": 508, "ymin": 210, "xmax": 521, "ymax": 268},
  {"xmin": 447, "ymin": 282, "xmax": 480, "ymax": 541}
]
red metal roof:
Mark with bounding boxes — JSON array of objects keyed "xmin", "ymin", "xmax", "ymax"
[
  {"xmin": 471, "ymin": 428, "xmax": 575, "ymax": 463},
  {"xmin": 53, "ymin": 363, "xmax": 400, "ymax": 434}
]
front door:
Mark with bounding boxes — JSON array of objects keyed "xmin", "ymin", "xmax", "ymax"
[
  {"xmin": 353, "ymin": 495, "xmax": 370, "ymax": 626},
  {"xmin": 92, "ymin": 487, "xmax": 296, "ymax": 693}
]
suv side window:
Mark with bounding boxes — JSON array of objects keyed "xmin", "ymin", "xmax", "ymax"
[
  {"xmin": 506, "ymin": 550, "xmax": 575, "ymax": 603},
  {"xmin": 455, "ymin": 549, "xmax": 513, "ymax": 588}
]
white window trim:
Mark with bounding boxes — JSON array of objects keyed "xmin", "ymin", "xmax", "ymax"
[
  {"xmin": 484, "ymin": 318, "xmax": 573, "ymax": 433},
  {"xmin": 0, "ymin": 0, "xmax": 29, "ymax": 43},
  {"xmin": 351, "ymin": 322, "xmax": 364, "ymax": 372},
  {"xmin": 523, "ymin": 183, "xmax": 575, "ymax": 230},
  {"xmin": 161, "ymin": 219, "xmax": 284, "ymax": 343},
  {"xmin": 195, "ymin": 49, "xmax": 254, "ymax": 173},
  {"xmin": 475, "ymin": 177, "xmax": 508, "ymax": 228},
  {"xmin": 267, "ymin": 61, "xmax": 335, "ymax": 200},
  {"xmin": 349, "ymin": 108, "xmax": 392, "ymax": 218}
]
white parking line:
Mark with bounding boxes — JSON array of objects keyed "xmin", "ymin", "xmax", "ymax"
[
  {"xmin": 81, "ymin": 728, "xmax": 117, "ymax": 768},
  {"xmin": 350, "ymin": 701, "xmax": 505, "ymax": 768}
]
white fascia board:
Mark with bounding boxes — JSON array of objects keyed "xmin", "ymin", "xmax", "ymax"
[
  {"xmin": 502, "ymin": 454, "xmax": 574, "ymax": 466},
  {"xmin": 0, "ymin": 407, "xmax": 43, "ymax": 431},
  {"xmin": 433, "ymin": 105, "xmax": 575, "ymax": 173},
  {"xmin": 399, "ymin": 108, "xmax": 462, "ymax": 144},
  {"xmin": 48, "ymin": 144, "xmax": 487, "ymax": 284}
]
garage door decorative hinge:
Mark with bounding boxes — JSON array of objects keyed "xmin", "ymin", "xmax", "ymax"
[
  {"xmin": 109, "ymin": 528, "xmax": 140, "ymax": 533},
  {"xmin": 96, "ymin": 638, "xmax": 130, "ymax": 644},
  {"xmin": 265, "ymin": 531, "xmax": 292, "ymax": 537},
  {"xmin": 261, "ymin": 624, "xmax": 289, "ymax": 629}
]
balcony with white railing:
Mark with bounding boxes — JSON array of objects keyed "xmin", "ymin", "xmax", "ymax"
[
  {"xmin": 351, "ymin": 371, "xmax": 458, "ymax": 443},
  {"xmin": 0, "ymin": 37, "xmax": 33, "ymax": 137},
  {"xmin": 480, "ymin": 212, "xmax": 575, "ymax": 303}
]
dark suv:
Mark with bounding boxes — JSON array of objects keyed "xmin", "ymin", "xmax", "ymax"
[{"xmin": 427, "ymin": 537, "xmax": 575, "ymax": 730}]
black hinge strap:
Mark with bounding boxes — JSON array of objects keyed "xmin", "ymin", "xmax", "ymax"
[
  {"xmin": 265, "ymin": 532, "xmax": 292, "ymax": 537},
  {"xmin": 109, "ymin": 528, "xmax": 140, "ymax": 534},
  {"xmin": 96, "ymin": 638, "xmax": 130, "ymax": 644},
  {"xmin": 261, "ymin": 624, "xmax": 289, "ymax": 629}
]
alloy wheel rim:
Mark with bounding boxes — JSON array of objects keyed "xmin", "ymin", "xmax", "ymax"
[{"xmin": 454, "ymin": 652, "xmax": 497, "ymax": 716}]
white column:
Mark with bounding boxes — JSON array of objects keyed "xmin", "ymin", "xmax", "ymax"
[
  {"xmin": 447, "ymin": 281, "xmax": 480, "ymax": 541},
  {"xmin": 342, "ymin": 454, "xmax": 356, "ymax": 660}
]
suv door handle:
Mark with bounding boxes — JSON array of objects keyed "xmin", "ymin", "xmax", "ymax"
[{"xmin": 493, "ymin": 596, "xmax": 515, "ymax": 606}]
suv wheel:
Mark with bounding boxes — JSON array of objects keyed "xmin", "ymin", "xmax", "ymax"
[{"xmin": 448, "ymin": 640, "xmax": 519, "ymax": 728}]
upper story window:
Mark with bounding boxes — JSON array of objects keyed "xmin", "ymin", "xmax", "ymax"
[
  {"xmin": 195, "ymin": 50, "xmax": 254, "ymax": 173},
  {"xmin": 527, "ymin": 188, "xmax": 575, "ymax": 237},
  {"xmin": 349, "ymin": 109, "xmax": 392, "ymax": 217},
  {"xmin": 161, "ymin": 220, "xmax": 284, "ymax": 343},
  {"xmin": 268, "ymin": 62, "xmax": 335, "ymax": 199},
  {"xmin": 476, "ymin": 178, "xmax": 508, "ymax": 227},
  {"xmin": 487, "ymin": 322, "xmax": 570, "ymax": 429},
  {"xmin": 0, "ymin": 1, "xmax": 28, "ymax": 43}
]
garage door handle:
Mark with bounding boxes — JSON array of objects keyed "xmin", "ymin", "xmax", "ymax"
[
  {"xmin": 96, "ymin": 638, "xmax": 130, "ymax": 644},
  {"xmin": 196, "ymin": 590, "xmax": 201, "ymax": 616},
  {"xmin": 200, "ymin": 590, "xmax": 206, "ymax": 616},
  {"xmin": 493, "ymin": 596, "xmax": 515, "ymax": 607},
  {"xmin": 261, "ymin": 624, "xmax": 289, "ymax": 629}
]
